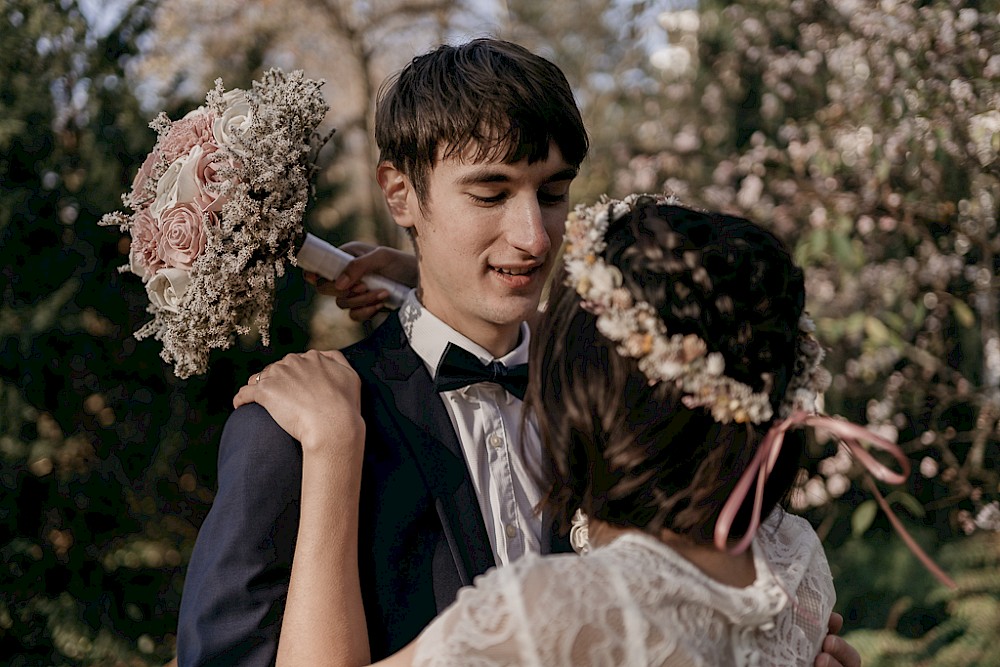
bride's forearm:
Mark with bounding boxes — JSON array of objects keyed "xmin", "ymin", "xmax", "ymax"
[{"xmin": 277, "ymin": 443, "xmax": 370, "ymax": 667}]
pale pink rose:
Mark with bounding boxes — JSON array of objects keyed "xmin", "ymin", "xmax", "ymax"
[
  {"xmin": 128, "ymin": 207, "xmax": 164, "ymax": 280},
  {"xmin": 146, "ymin": 268, "xmax": 191, "ymax": 313},
  {"xmin": 176, "ymin": 142, "xmax": 230, "ymax": 212},
  {"xmin": 156, "ymin": 203, "xmax": 215, "ymax": 270},
  {"xmin": 159, "ymin": 110, "xmax": 215, "ymax": 163},
  {"xmin": 130, "ymin": 109, "xmax": 214, "ymax": 208},
  {"xmin": 129, "ymin": 148, "xmax": 161, "ymax": 207}
]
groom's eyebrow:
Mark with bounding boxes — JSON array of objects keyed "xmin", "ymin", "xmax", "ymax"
[
  {"xmin": 545, "ymin": 167, "xmax": 580, "ymax": 183},
  {"xmin": 456, "ymin": 170, "xmax": 510, "ymax": 185},
  {"xmin": 455, "ymin": 166, "xmax": 579, "ymax": 186}
]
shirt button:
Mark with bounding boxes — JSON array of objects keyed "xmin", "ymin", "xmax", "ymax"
[
  {"xmin": 505, "ymin": 523, "xmax": 517, "ymax": 538},
  {"xmin": 488, "ymin": 433, "xmax": 503, "ymax": 448}
]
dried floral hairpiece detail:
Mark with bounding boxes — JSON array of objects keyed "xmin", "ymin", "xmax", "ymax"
[
  {"xmin": 782, "ymin": 313, "xmax": 831, "ymax": 418},
  {"xmin": 101, "ymin": 69, "xmax": 343, "ymax": 378},
  {"xmin": 562, "ymin": 193, "xmax": 830, "ymax": 425}
]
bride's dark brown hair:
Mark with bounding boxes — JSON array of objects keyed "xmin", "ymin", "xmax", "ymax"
[{"xmin": 528, "ymin": 198, "xmax": 807, "ymax": 545}]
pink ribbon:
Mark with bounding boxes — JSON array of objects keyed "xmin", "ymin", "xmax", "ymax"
[{"xmin": 714, "ymin": 411, "xmax": 957, "ymax": 589}]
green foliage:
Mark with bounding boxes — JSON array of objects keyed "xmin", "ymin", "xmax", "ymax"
[
  {"xmin": 0, "ymin": 1, "xmax": 316, "ymax": 662},
  {"xmin": 851, "ymin": 499, "xmax": 878, "ymax": 537},
  {"xmin": 841, "ymin": 532, "xmax": 1000, "ymax": 666}
]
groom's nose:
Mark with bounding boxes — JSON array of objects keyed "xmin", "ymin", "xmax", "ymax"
[{"xmin": 506, "ymin": 198, "xmax": 551, "ymax": 257}]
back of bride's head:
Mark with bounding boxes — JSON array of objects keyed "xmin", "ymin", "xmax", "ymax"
[{"xmin": 530, "ymin": 195, "xmax": 810, "ymax": 545}]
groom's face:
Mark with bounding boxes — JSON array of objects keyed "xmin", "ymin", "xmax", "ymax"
[{"xmin": 391, "ymin": 142, "xmax": 577, "ymax": 353}]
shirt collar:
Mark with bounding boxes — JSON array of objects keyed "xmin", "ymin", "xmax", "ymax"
[{"xmin": 400, "ymin": 290, "xmax": 531, "ymax": 380}]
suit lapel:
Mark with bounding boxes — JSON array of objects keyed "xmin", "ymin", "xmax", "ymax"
[{"xmin": 366, "ymin": 314, "xmax": 496, "ymax": 582}]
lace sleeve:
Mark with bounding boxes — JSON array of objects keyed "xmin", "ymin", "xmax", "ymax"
[
  {"xmin": 796, "ymin": 529, "xmax": 837, "ymax": 656},
  {"xmin": 760, "ymin": 511, "xmax": 837, "ymax": 662},
  {"xmin": 410, "ymin": 563, "xmax": 524, "ymax": 667}
]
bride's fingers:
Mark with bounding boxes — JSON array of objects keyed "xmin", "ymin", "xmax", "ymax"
[
  {"xmin": 235, "ymin": 364, "xmax": 279, "ymax": 408},
  {"xmin": 337, "ymin": 292, "xmax": 388, "ymax": 313},
  {"xmin": 233, "ymin": 383, "xmax": 257, "ymax": 409},
  {"xmin": 233, "ymin": 351, "xmax": 356, "ymax": 410},
  {"xmin": 247, "ymin": 368, "xmax": 267, "ymax": 386}
]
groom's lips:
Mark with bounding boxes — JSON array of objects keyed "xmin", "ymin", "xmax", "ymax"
[
  {"xmin": 492, "ymin": 265, "xmax": 539, "ymax": 276},
  {"xmin": 490, "ymin": 263, "xmax": 543, "ymax": 288}
]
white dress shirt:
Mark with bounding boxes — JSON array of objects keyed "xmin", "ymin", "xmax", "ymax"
[{"xmin": 399, "ymin": 292, "xmax": 545, "ymax": 566}]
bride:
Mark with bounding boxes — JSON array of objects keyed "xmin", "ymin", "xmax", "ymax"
[{"xmin": 238, "ymin": 195, "xmax": 844, "ymax": 665}]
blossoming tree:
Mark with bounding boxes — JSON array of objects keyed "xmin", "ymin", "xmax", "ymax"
[{"xmin": 611, "ymin": 0, "xmax": 1000, "ymax": 661}]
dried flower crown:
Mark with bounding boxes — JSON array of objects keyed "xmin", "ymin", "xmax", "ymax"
[{"xmin": 562, "ymin": 193, "xmax": 831, "ymax": 425}]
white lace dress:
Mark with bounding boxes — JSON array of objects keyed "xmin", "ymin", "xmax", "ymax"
[{"xmin": 412, "ymin": 510, "xmax": 835, "ymax": 667}]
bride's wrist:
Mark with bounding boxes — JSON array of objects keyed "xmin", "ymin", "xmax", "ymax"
[
  {"xmin": 300, "ymin": 422, "xmax": 365, "ymax": 466},
  {"xmin": 300, "ymin": 453, "xmax": 363, "ymax": 500}
]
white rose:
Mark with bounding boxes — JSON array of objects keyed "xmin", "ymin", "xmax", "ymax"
[
  {"xmin": 213, "ymin": 89, "xmax": 254, "ymax": 153},
  {"xmin": 146, "ymin": 268, "xmax": 192, "ymax": 313},
  {"xmin": 176, "ymin": 144, "xmax": 207, "ymax": 203},
  {"xmin": 151, "ymin": 153, "xmax": 191, "ymax": 219},
  {"xmin": 172, "ymin": 143, "xmax": 228, "ymax": 211}
]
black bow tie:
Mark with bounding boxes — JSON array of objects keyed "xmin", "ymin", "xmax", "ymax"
[{"xmin": 434, "ymin": 343, "xmax": 529, "ymax": 400}]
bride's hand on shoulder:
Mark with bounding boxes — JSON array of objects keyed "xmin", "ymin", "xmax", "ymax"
[{"xmin": 234, "ymin": 349, "xmax": 364, "ymax": 459}]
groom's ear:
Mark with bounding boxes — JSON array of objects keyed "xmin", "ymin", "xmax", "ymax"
[{"xmin": 377, "ymin": 161, "xmax": 418, "ymax": 229}]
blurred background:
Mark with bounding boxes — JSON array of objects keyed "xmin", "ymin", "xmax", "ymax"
[{"xmin": 1, "ymin": 0, "xmax": 998, "ymax": 664}]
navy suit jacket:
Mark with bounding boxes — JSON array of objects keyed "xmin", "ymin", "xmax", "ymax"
[{"xmin": 177, "ymin": 312, "xmax": 571, "ymax": 665}]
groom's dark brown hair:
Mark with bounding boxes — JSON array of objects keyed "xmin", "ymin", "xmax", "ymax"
[{"xmin": 374, "ymin": 38, "xmax": 589, "ymax": 208}]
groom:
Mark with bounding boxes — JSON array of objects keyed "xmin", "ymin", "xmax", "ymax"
[
  {"xmin": 176, "ymin": 38, "xmax": 587, "ymax": 665},
  {"xmin": 177, "ymin": 37, "xmax": 860, "ymax": 667}
]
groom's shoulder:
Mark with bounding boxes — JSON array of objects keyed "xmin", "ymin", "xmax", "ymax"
[
  {"xmin": 220, "ymin": 402, "xmax": 298, "ymax": 452},
  {"xmin": 215, "ymin": 403, "xmax": 302, "ymax": 492},
  {"xmin": 340, "ymin": 312, "xmax": 407, "ymax": 369}
]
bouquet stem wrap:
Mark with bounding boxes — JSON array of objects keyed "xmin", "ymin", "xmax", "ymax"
[{"xmin": 295, "ymin": 233, "xmax": 409, "ymax": 309}]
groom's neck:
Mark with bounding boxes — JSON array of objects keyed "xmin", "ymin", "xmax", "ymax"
[{"xmin": 415, "ymin": 290, "xmax": 524, "ymax": 358}]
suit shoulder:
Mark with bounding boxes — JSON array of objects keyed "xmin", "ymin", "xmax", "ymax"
[
  {"xmin": 222, "ymin": 402, "xmax": 296, "ymax": 444},
  {"xmin": 341, "ymin": 315, "xmax": 408, "ymax": 384},
  {"xmin": 342, "ymin": 314, "xmax": 402, "ymax": 357},
  {"xmin": 217, "ymin": 403, "xmax": 302, "ymax": 479}
]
